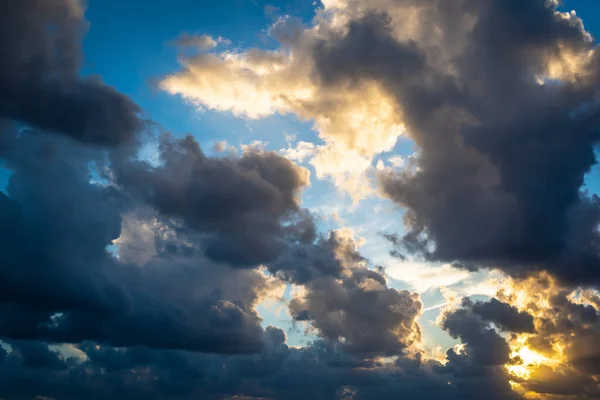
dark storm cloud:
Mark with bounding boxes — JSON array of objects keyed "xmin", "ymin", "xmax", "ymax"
[
  {"xmin": 289, "ymin": 273, "xmax": 422, "ymax": 356},
  {"xmin": 278, "ymin": 230, "xmax": 423, "ymax": 356},
  {"xmin": 440, "ymin": 302, "xmax": 511, "ymax": 366},
  {"xmin": 0, "ymin": 124, "xmax": 281, "ymax": 353},
  {"xmin": 0, "ymin": 0, "xmax": 142, "ymax": 145},
  {"xmin": 313, "ymin": 0, "xmax": 600, "ymax": 285},
  {"xmin": 435, "ymin": 294, "xmax": 600, "ymax": 397},
  {"xmin": 439, "ymin": 298, "xmax": 534, "ymax": 368},
  {"xmin": 523, "ymin": 290, "xmax": 600, "ymax": 375},
  {"xmin": 113, "ymin": 133, "xmax": 314, "ymax": 268},
  {"xmin": 471, "ymin": 298, "xmax": 535, "ymax": 333},
  {"xmin": 523, "ymin": 364, "xmax": 600, "ymax": 398},
  {"xmin": 267, "ymin": 229, "xmax": 362, "ymax": 284},
  {"xmin": 0, "ymin": 336, "xmax": 521, "ymax": 400}
]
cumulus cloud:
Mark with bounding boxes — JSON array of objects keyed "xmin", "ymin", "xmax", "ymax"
[
  {"xmin": 0, "ymin": 0, "xmax": 142, "ymax": 145},
  {"xmin": 0, "ymin": 124, "xmax": 286, "ymax": 353},
  {"xmin": 0, "ymin": 335, "xmax": 525, "ymax": 400},
  {"xmin": 174, "ymin": 33, "xmax": 230, "ymax": 50},
  {"xmin": 347, "ymin": 1, "xmax": 600, "ymax": 285},
  {"xmin": 160, "ymin": 12, "xmax": 406, "ymax": 201},
  {"xmin": 282, "ymin": 229, "xmax": 423, "ymax": 356},
  {"xmin": 486, "ymin": 273, "xmax": 600, "ymax": 397},
  {"xmin": 113, "ymin": 133, "xmax": 313, "ymax": 268}
]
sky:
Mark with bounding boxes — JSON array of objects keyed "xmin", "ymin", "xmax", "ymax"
[{"xmin": 2, "ymin": 0, "xmax": 600, "ymax": 399}]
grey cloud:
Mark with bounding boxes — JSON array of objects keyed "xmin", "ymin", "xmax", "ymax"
[
  {"xmin": 438, "ymin": 297, "xmax": 537, "ymax": 374},
  {"xmin": 311, "ymin": 1, "xmax": 600, "ymax": 285},
  {"xmin": 524, "ymin": 364, "xmax": 600, "ymax": 398},
  {"xmin": 471, "ymin": 298, "xmax": 535, "ymax": 333},
  {"xmin": 0, "ymin": 0, "xmax": 142, "ymax": 145},
  {"xmin": 113, "ymin": 133, "xmax": 314, "ymax": 268},
  {"xmin": 267, "ymin": 230, "xmax": 359, "ymax": 284},
  {"xmin": 0, "ymin": 337, "xmax": 521, "ymax": 400},
  {"xmin": 494, "ymin": 279, "xmax": 600, "ymax": 397},
  {"xmin": 282, "ymin": 231, "xmax": 423, "ymax": 357},
  {"xmin": 174, "ymin": 34, "xmax": 220, "ymax": 50},
  {"xmin": 540, "ymin": 296, "xmax": 600, "ymax": 375},
  {"xmin": 7, "ymin": 341, "xmax": 72, "ymax": 371},
  {"xmin": 0, "ymin": 124, "xmax": 277, "ymax": 353},
  {"xmin": 502, "ymin": 286, "xmax": 600, "ymax": 375},
  {"xmin": 441, "ymin": 304, "xmax": 511, "ymax": 366}
]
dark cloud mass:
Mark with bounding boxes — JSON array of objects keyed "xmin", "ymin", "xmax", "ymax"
[
  {"xmin": 284, "ymin": 230, "xmax": 422, "ymax": 356},
  {"xmin": 312, "ymin": 0, "xmax": 600, "ymax": 285},
  {"xmin": 0, "ymin": 335, "xmax": 522, "ymax": 400},
  {"xmin": 0, "ymin": 0, "xmax": 142, "ymax": 145},
  {"xmin": 113, "ymin": 133, "xmax": 314, "ymax": 267},
  {"xmin": 0, "ymin": 123, "xmax": 272, "ymax": 353},
  {"xmin": 470, "ymin": 298, "xmax": 535, "ymax": 334},
  {"xmin": 441, "ymin": 302, "xmax": 512, "ymax": 367}
]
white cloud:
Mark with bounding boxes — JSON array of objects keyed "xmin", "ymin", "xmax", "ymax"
[
  {"xmin": 212, "ymin": 140, "xmax": 238, "ymax": 155},
  {"xmin": 241, "ymin": 140, "xmax": 269, "ymax": 153},
  {"xmin": 175, "ymin": 34, "xmax": 230, "ymax": 50},
  {"xmin": 160, "ymin": 13, "xmax": 405, "ymax": 202},
  {"xmin": 280, "ymin": 140, "xmax": 316, "ymax": 163},
  {"xmin": 387, "ymin": 155, "xmax": 405, "ymax": 168}
]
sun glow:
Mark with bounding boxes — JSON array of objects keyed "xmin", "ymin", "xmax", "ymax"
[
  {"xmin": 507, "ymin": 340, "xmax": 564, "ymax": 382},
  {"xmin": 517, "ymin": 346, "xmax": 549, "ymax": 366},
  {"xmin": 507, "ymin": 347, "xmax": 548, "ymax": 379}
]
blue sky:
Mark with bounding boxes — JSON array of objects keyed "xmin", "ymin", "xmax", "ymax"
[{"xmin": 7, "ymin": 0, "xmax": 593, "ymax": 351}]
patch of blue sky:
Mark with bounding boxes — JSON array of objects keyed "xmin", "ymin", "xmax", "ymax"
[
  {"xmin": 81, "ymin": 0, "xmax": 316, "ymax": 141},
  {"xmin": 0, "ymin": 166, "xmax": 10, "ymax": 193},
  {"xmin": 256, "ymin": 283, "xmax": 316, "ymax": 348},
  {"xmin": 560, "ymin": 0, "xmax": 600, "ymax": 34},
  {"xmin": 567, "ymin": 0, "xmax": 600, "ymax": 198}
]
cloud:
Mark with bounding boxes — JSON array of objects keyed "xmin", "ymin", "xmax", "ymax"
[
  {"xmin": 281, "ymin": 139, "xmax": 377, "ymax": 202},
  {"xmin": 470, "ymin": 298, "xmax": 535, "ymax": 334},
  {"xmin": 0, "ymin": 118, "xmax": 318, "ymax": 353},
  {"xmin": 332, "ymin": 1, "xmax": 600, "ymax": 285},
  {"xmin": 486, "ymin": 273, "xmax": 600, "ymax": 397},
  {"xmin": 0, "ymin": 332, "xmax": 524, "ymax": 400},
  {"xmin": 281, "ymin": 229, "xmax": 423, "ymax": 356},
  {"xmin": 174, "ymin": 34, "xmax": 230, "ymax": 50},
  {"xmin": 0, "ymin": 0, "xmax": 142, "ymax": 145},
  {"xmin": 160, "ymin": 12, "xmax": 405, "ymax": 201},
  {"xmin": 280, "ymin": 140, "xmax": 316, "ymax": 163},
  {"xmin": 113, "ymin": 133, "xmax": 313, "ymax": 268},
  {"xmin": 440, "ymin": 300, "xmax": 512, "ymax": 366}
]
